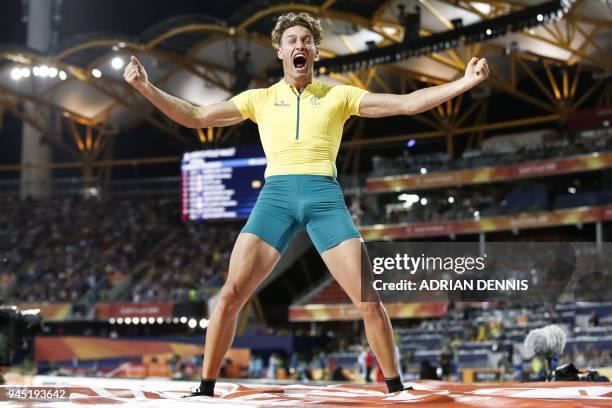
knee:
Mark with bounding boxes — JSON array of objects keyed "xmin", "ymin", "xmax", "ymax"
[
  {"xmin": 217, "ymin": 282, "xmax": 245, "ymax": 315},
  {"xmin": 356, "ymin": 302, "xmax": 386, "ymax": 321}
]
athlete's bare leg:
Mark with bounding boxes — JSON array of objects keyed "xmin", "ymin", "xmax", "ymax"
[
  {"xmin": 201, "ymin": 232, "xmax": 281, "ymax": 378},
  {"xmin": 320, "ymin": 238, "xmax": 400, "ymax": 378}
]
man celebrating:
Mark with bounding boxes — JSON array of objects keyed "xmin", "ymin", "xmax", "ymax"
[{"xmin": 124, "ymin": 12, "xmax": 489, "ymax": 397}]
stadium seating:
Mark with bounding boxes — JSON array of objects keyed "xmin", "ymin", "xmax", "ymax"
[
  {"xmin": 0, "ymin": 195, "xmax": 237, "ymax": 304},
  {"xmin": 370, "ymin": 134, "xmax": 612, "ymax": 178}
]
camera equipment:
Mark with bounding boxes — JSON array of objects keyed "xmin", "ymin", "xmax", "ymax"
[
  {"xmin": 524, "ymin": 324, "xmax": 566, "ymax": 381},
  {"xmin": 0, "ymin": 306, "xmax": 43, "ymax": 367}
]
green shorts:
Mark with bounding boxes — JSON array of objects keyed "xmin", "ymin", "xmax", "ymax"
[{"xmin": 241, "ymin": 175, "xmax": 361, "ymax": 254}]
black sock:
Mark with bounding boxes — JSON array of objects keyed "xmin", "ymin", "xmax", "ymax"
[
  {"xmin": 198, "ymin": 377, "xmax": 216, "ymax": 396},
  {"xmin": 385, "ymin": 375, "xmax": 404, "ymax": 393}
]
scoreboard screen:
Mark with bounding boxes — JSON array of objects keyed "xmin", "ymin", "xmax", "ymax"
[{"xmin": 181, "ymin": 147, "xmax": 267, "ymax": 221}]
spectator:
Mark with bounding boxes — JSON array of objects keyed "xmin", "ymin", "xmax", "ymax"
[
  {"xmin": 438, "ymin": 345, "xmax": 454, "ymax": 381},
  {"xmin": 267, "ymin": 353, "xmax": 280, "ymax": 379},
  {"xmin": 420, "ymin": 360, "xmax": 438, "ymax": 380},
  {"xmin": 589, "ymin": 311, "xmax": 599, "ymax": 327}
]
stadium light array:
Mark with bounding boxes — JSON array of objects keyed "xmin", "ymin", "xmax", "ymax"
[
  {"xmin": 107, "ymin": 315, "xmax": 206, "ymax": 326},
  {"xmin": 91, "ymin": 68, "xmax": 102, "ymax": 78},
  {"xmin": 108, "ymin": 316, "xmax": 175, "ymax": 324},
  {"xmin": 10, "ymin": 64, "xmax": 67, "ymax": 81}
]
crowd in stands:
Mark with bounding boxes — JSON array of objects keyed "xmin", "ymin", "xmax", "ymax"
[
  {"xmin": 33, "ymin": 300, "xmax": 611, "ymax": 384},
  {"xmin": 0, "ymin": 194, "xmax": 237, "ymax": 305},
  {"xmin": 370, "ymin": 132, "xmax": 612, "ymax": 178},
  {"xmin": 253, "ymin": 303, "xmax": 612, "ymax": 383},
  {"xmin": 65, "ymin": 302, "xmax": 608, "ymax": 383},
  {"xmin": 1, "ymin": 195, "xmax": 169, "ymax": 303},
  {"xmin": 4, "ymin": 130, "xmax": 611, "ymax": 304},
  {"xmin": 129, "ymin": 221, "xmax": 240, "ymax": 303},
  {"xmin": 391, "ymin": 303, "xmax": 612, "ymax": 381},
  {"xmin": 352, "ymin": 179, "xmax": 612, "ymax": 226},
  {"xmin": 348, "ymin": 131, "xmax": 612, "ymax": 226},
  {"xmin": 355, "ymin": 131, "xmax": 612, "ymax": 226},
  {"xmin": 350, "ymin": 185, "xmax": 612, "ymax": 226},
  {"xmin": 3, "ymin": 181, "xmax": 609, "ymax": 304}
]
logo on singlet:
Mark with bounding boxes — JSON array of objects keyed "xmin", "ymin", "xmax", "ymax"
[
  {"xmin": 310, "ymin": 96, "xmax": 321, "ymax": 108},
  {"xmin": 273, "ymin": 100, "xmax": 291, "ymax": 107}
]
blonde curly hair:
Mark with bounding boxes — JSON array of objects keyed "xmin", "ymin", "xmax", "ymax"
[{"xmin": 271, "ymin": 12, "xmax": 323, "ymax": 49}]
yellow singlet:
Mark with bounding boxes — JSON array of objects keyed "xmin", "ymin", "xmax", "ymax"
[{"xmin": 230, "ymin": 79, "xmax": 369, "ymax": 178}]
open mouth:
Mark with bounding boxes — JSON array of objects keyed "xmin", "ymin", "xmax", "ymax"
[{"xmin": 293, "ymin": 54, "xmax": 307, "ymax": 70}]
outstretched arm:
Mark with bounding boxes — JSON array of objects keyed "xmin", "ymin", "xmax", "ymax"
[
  {"xmin": 358, "ymin": 57, "xmax": 489, "ymax": 118},
  {"xmin": 124, "ymin": 55, "xmax": 244, "ymax": 129}
]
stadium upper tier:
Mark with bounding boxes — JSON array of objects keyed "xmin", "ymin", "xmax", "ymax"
[
  {"xmin": 368, "ymin": 129, "xmax": 612, "ymax": 184},
  {"xmin": 0, "ymin": 0, "xmax": 609, "ymax": 142},
  {"xmin": 364, "ymin": 185, "xmax": 612, "ymax": 227}
]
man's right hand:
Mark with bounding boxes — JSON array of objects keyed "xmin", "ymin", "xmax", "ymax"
[
  {"xmin": 124, "ymin": 55, "xmax": 149, "ymax": 93},
  {"xmin": 119, "ymin": 54, "xmax": 244, "ymax": 129}
]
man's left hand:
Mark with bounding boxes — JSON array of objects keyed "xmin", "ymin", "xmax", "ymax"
[{"xmin": 464, "ymin": 57, "xmax": 489, "ymax": 88}]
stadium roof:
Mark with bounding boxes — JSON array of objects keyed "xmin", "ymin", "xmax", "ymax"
[{"xmin": 0, "ymin": 0, "xmax": 610, "ymax": 162}]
